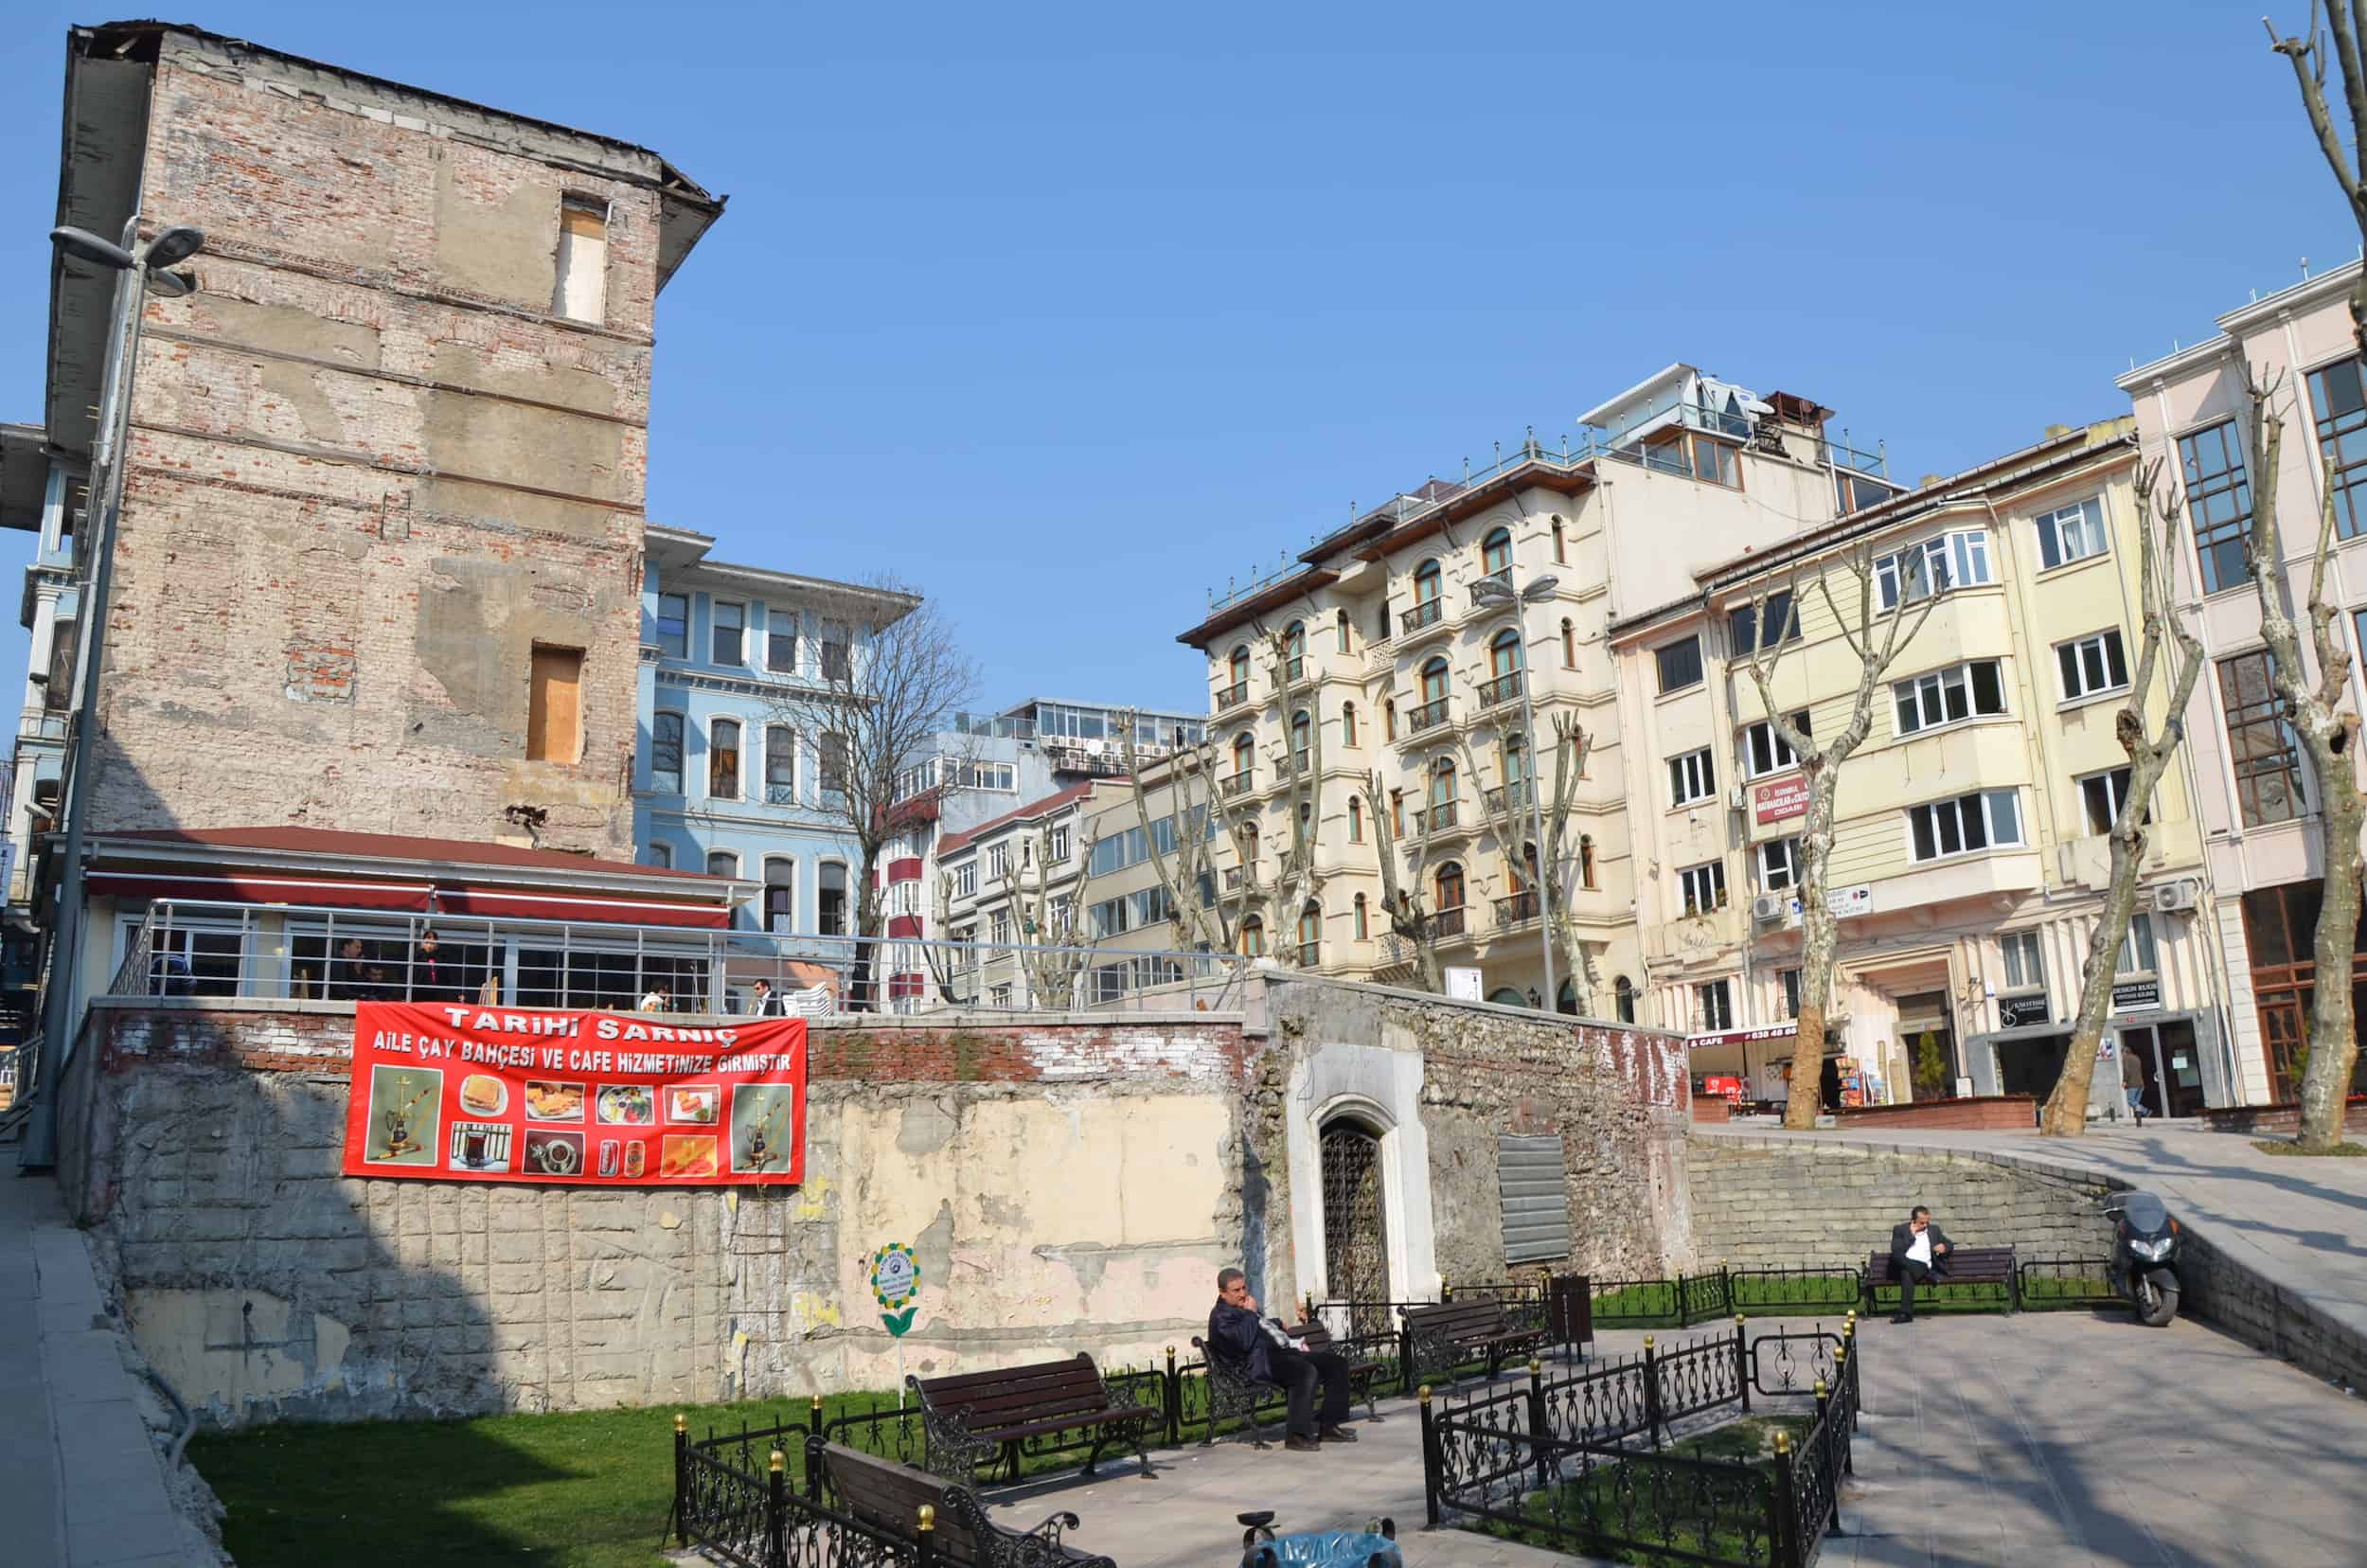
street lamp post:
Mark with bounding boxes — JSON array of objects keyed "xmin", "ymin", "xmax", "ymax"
[
  {"xmin": 1471, "ymin": 573, "xmax": 1559, "ymax": 1013},
  {"xmin": 21, "ymin": 218, "xmax": 203, "ymax": 1169}
]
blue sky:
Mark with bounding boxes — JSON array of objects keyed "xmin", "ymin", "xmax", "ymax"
[{"xmin": 0, "ymin": 2, "xmax": 2350, "ymax": 712}]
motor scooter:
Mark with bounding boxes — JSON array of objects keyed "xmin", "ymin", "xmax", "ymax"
[{"xmin": 2103, "ymin": 1190, "xmax": 2182, "ymax": 1327}]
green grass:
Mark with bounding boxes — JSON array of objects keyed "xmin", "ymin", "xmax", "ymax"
[
  {"xmin": 2252, "ymin": 1138, "xmax": 2367, "ymax": 1156},
  {"xmin": 1470, "ymin": 1414, "xmax": 1811, "ymax": 1567},
  {"xmin": 1590, "ymin": 1275, "xmax": 1860, "ymax": 1327}
]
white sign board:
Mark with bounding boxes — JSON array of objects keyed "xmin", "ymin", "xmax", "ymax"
[
  {"xmin": 1445, "ymin": 966, "xmax": 1484, "ymax": 1002},
  {"xmin": 1826, "ymin": 884, "xmax": 1873, "ymax": 918}
]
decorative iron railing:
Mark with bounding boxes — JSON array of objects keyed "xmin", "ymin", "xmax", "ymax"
[
  {"xmin": 1405, "ymin": 697, "xmax": 1450, "ymax": 734},
  {"xmin": 1493, "ymin": 890, "xmax": 1539, "ymax": 927},
  {"xmin": 1433, "ymin": 905, "xmax": 1468, "ymax": 938},
  {"xmin": 1221, "ymin": 772, "xmax": 1253, "ymax": 796},
  {"xmin": 1478, "ymin": 670, "xmax": 1524, "ymax": 709},
  {"xmin": 1400, "ymin": 598, "xmax": 1445, "ymax": 634},
  {"xmin": 1214, "ymin": 681, "xmax": 1249, "ymax": 712}
]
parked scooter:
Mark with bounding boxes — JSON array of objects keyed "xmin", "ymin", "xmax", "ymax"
[{"xmin": 2103, "ymin": 1190, "xmax": 2182, "ymax": 1327}]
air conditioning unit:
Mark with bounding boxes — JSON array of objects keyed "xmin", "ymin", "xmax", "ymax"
[
  {"xmin": 1751, "ymin": 893, "xmax": 1788, "ymax": 923},
  {"xmin": 2152, "ymin": 880, "xmax": 2200, "ymax": 915},
  {"xmin": 1729, "ymin": 786, "xmax": 1749, "ymax": 812}
]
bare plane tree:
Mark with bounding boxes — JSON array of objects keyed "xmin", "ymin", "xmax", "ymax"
[
  {"xmin": 1741, "ymin": 546, "xmax": 1942, "ymax": 1131},
  {"xmin": 1361, "ymin": 767, "xmax": 1443, "ymax": 990},
  {"xmin": 2265, "ymin": 8, "xmax": 2367, "ymax": 1147},
  {"xmin": 1009, "ymin": 820, "xmax": 1101, "ymax": 1008},
  {"xmin": 1120, "ymin": 734, "xmax": 1237, "ymax": 953},
  {"xmin": 2038, "ymin": 464, "xmax": 2207, "ymax": 1134},
  {"xmin": 1456, "ymin": 716, "xmax": 1596, "ymax": 1012},
  {"xmin": 762, "ymin": 584, "xmax": 977, "ymax": 1010}
]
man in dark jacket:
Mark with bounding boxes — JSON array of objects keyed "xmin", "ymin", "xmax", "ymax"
[
  {"xmin": 1208, "ymin": 1267, "xmax": 1354, "ymax": 1451},
  {"xmin": 1888, "ymin": 1205, "xmax": 1952, "ymax": 1324}
]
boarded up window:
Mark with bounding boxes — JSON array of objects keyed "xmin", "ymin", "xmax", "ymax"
[
  {"xmin": 1498, "ymin": 1134, "xmax": 1571, "ymax": 1264},
  {"xmin": 526, "ymin": 646, "xmax": 584, "ymax": 762},
  {"xmin": 553, "ymin": 196, "xmax": 608, "ymax": 323}
]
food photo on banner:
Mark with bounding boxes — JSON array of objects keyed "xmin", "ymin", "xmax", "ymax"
[{"xmin": 341, "ymin": 1002, "xmax": 807, "ymax": 1186}]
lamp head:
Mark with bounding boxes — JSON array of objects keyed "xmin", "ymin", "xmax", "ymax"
[
  {"xmin": 143, "ymin": 225, "xmax": 205, "ymax": 268},
  {"xmin": 142, "ymin": 268, "xmax": 196, "ymax": 298},
  {"xmin": 49, "ymin": 226, "xmax": 136, "ymax": 271},
  {"xmin": 1521, "ymin": 575, "xmax": 1561, "ymax": 601},
  {"xmin": 1468, "ymin": 579, "xmax": 1513, "ymax": 605}
]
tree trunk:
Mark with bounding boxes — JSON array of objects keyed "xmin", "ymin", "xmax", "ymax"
[
  {"xmin": 2301, "ymin": 790, "xmax": 2366, "ymax": 1148},
  {"xmin": 1781, "ymin": 765, "xmax": 1839, "ymax": 1131},
  {"xmin": 2042, "ymin": 830, "xmax": 2145, "ymax": 1135}
]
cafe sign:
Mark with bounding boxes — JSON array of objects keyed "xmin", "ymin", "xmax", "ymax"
[{"xmin": 1753, "ymin": 775, "xmax": 1810, "ymax": 825}]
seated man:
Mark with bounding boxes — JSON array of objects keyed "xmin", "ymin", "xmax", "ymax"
[
  {"xmin": 1888, "ymin": 1204, "xmax": 1952, "ymax": 1325},
  {"xmin": 1207, "ymin": 1267, "xmax": 1356, "ymax": 1452}
]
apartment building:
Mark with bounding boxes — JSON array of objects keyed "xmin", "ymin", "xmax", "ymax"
[
  {"xmin": 2119, "ymin": 260, "xmax": 2367, "ymax": 1106},
  {"xmin": 1609, "ymin": 420, "xmax": 2233, "ymax": 1114},
  {"xmin": 1174, "ymin": 365, "xmax": 1902, "ymax": 1011},
  {"xmin": 928, "ymin": 778, "xmax": 1130, "ymax": 1007}
]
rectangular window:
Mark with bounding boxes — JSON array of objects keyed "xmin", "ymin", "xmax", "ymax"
[
  {"xmin": 1697, "ymin": 978, "xmax": 1735, "ymax": 1031},
  {"xmin": 2000, "ymin": 930, "xmax": 2044, "ymax": 992},
  {"xmin": 712, "ymin": 600, "xmax": 746, "ymax": 666},
  {"xmin": 2218, "ymin": 650, "xmax": 2306, "ymax": 827},
  {"xmin": 765, "ymin": 725, "xmax": 795, "ymax": 804},
  {"xmin": 2306, "ymin": 357, "xmax": 2367, "ymax": 539},
  {"xmin": 1779, "ymin": 967, "xmax": 1803, "ymax": 1020},
  {"xmin": 2118, "ymin": 912, "xmax": 2159, "ymax": 975},
  {"xmin": 552, "ymin": 195, "xmax": 608, "ymax": 323},
  {"xmin": 1678, "ymin": 860, "xmax": 1728, "ymax": 916},
  {"xmin": 1091, "ymin": 895, "xmax": 1131, "ymax": 939},
  {"xmin": 650, "ymin": 711, "xmax": 685, "ymax": 793},
  {"xmin": 709, "ymin": 719, "xmax": 741, "ymax": 798},
  {"xmin": 953, "ymin": 862, "xmax": 976, "ymax": 898},
  {"xmin": 986, "ymin": 844, "xmax": 1009, "ymax": 882},
  {"xmin": 1730, "ymin": 591, "xmax": 1799, "ymax": 654},
  {"xmin": 2035, "ymin": 496, "xmax": 2109, "ymax": 571},
  {"xmin": 1907, "ymin": 789, "xmax": 2024, "ymax": 862},
  {"xmin": 2078, "ymin": 765, "xmax": 2150, "ymax": 837},
  {"xmin": 1047, "ymin": 825, "xmax": 1071, "ymax": 863},
  {"xmin": 1692, "ymin": 435, "xmax": 1740, "ymax": 489},
  {"xmin": 1742, "ymin": 713, "xmax": 1808, "ymax": 777},
  {"xmin": 2056, "ymin": 629, "xmax": 2129, "ymax": 702},
  {"xmin": 767, "ymin": 614, "xmax": 798, "ymax": 674},
  {"xmin": 526, "ymin": 645, "xmax": 584, "ymax": 763},
  {"xmin": 655, "ymin": 593, "xmax": 688, "ymax": 659},
  {"xmin": 1668, "ymin": 747, "xmax": 1717, "ymax": 806},
  {"xmin": 1656, "ymin": 636, "xmax": 1704, "ymax": 693},
  {"xmin": 1895, "ymin": 659, "xmax": 2007, "ymax": 736},
  {"xmin": 820, "ymin": 732, "xmax": 850, "ymax": 796},
  {"xmin": 1756, "ymin": 837, "xmax": 1800, "ymax": 892},
  {"xmin": 1876, "ymin": 529, "xmax": 1991, "ymax": 610},
  {"xmin": 990, "ymin": 912, "xmax": 1012, "ymax": 946},
  {"xmin": 821, "ymin": 621, "xmax": 852, "ymax": 682},
  {"xmin": 2179, "ymin": 419, "xmax": 2253, "ymax": 594}
]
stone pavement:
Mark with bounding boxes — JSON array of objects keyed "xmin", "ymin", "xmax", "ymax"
[
  {"xmin": 987, "ymin": 1313, "xmax": 2367, "ymax": 1568},
  {"xmin": 0, "ymin": 1159, "xmax": 217, "ymax": 1566}
]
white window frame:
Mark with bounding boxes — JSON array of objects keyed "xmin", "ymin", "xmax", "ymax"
[
  {"xmin": 2056, "ymin": 629, "xmax": 2130, "ymax": 703},
  {"xmin": 1894, "ymin": 659, "xmax": 2008, "ymax": 737},
  {"xmin": 1668, "ymin": 747, "xmax": 1717, "ymax": 807},
  {"xmin": 1677, "ymin": 860, "xmax": 1728, "ymax": 916},
  {"xmin": 953, "ymin": 862, "xmax": 977, "ymax": 899},
  {"xmin": 1047, "ymin": 824, "xmax": 1071, "ymax": 863},
  {"xmin": 706, "ymin": 716, "xmax": 745, "ymax": 802},
  {"xmin": 1876, "ymin": 527, "xmax": 1991, "ymax": 610},
  {"xmin": 654, "ymin": 593, "xmax": 688, "ymax": 660},
  {"xmin": 1906, "ymin": 789, "xmax": 2025, "ymax": 863},
  {"xmin": 2000, "ymin": 930, "xmax": 2045, "ymax": 992},
  {"xmin": 706, "ymin": 849, "xmax": 741, "ymax": 880},
  {"xmin": 2036, "ymin": 495, "xmax": 2109, "ymax": 571},
  {"xmin": 2117, "ymin": 911, "xmax": 2159, "ymax": 975},
  {"xmin": 1741, "ymin": 714, "xmax": 1807, "ymax": 778},
  {"xmin": 765, "ymin": 609, "xmax": 799, "ymax": 675},
  {"xmin": 712, "ymin": 599, "xmax": 747, "ymax": 667},
  {"xmin": 2078, "ymin": 765, "xmax": 2142, "ymax": 837},
  {"xmin": 763, "ymin": 724, "xmax": 797, "ymax": 806},
  {"xmin": 987, "ymin": 843, "xmax": 1010, "ymax": 882},
  {"xmin": 1756, "ymin": 837, "xmax": 1801, "ymax": 892}
]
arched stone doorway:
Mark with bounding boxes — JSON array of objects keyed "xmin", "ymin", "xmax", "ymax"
[{"xmin": 1319, "ymin": 1114, "xmax": 1391, "ymax": 1337}]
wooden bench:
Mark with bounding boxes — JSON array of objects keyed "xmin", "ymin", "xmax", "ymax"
[
  {"xmin": 1190, "ymin": 1321, "xmax": 1384, "ymax": 1448},
  {"xmin": 823, "ymin": 1443, "xmax": 1115, "ymax": 1568},
  {"xmin": 1398, "ymin": 1298, "xmax": 1545, "ymax": 1384},
  {"xmin": 907, "ymin": 1353, "xmax": 1158, "ymax": 1485},
  {"xmin": 1862, "ymin": 1244, "xmax": 2019, "ymax": 1312}
]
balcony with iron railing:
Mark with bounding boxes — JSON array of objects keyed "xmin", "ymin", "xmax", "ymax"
[
  {"xmin": 1478, "ymin": 669, "xmax": 1524, "ymax": 710},
  {"xmin": 1221, "ymin": 771, "xmax": 1254, "ymax": 797},
  {"xmin": 1433, "ymin": 905, "xmax": 1468, "ymax": 939},
  {"xmin": 1298, "ymin": 941, "xmax": 1320, "ymax": 969},
  {"xmin": 1485, "ymin": 779, "xmax": 1533, "ymax": 816},
  {"xmin": 1214, "ymin": 682, "xmax": 1250, "ymax": 714},
  {"xmin": 1410, "ymin": 799, "xmax": 1468, "ymax": 841},
  {"xmin": 1474, "ymin": 566, "xmax": 1514, "ymax": 595},
  {"xmin": 1493, "ymin": 889, "xmax": 1539, "ymax": 928},
  {"xmin": 1282, "ymin": 656, "xmax": 1306, "ymax": 685},
  {"xmin": 1404, "ymin": 697, "xmax": 1450, "ymax": 736},
  {"xmin": 1399, "ymin": 597, "xmax": 1446, "ymax": 637}
]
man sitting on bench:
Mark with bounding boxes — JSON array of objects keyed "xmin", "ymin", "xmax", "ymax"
[
  {"xmin": 1889, "ymin": 1204, "xmax": 1952, "ymax": 1325},
  {"xmin": 1208, "ymin": 1267, "xmax": 1356, "ymax": 1452}
]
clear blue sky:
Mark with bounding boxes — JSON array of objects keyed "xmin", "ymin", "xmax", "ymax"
[{"xmin": 0, "ymin": 2, "xmax": 2350, "ymax": 712}]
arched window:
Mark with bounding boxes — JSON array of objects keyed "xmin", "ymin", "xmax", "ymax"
[
  {"xmin": 1503, "ymin": 734, "xmax": 1529, "ymax": 791},
  {"xmin": 1414, "ymin": 559, "xmax": 1442, "ymax": 609},
  {"xmin": 1284, "ymin": 621, "xmax": 1307, "ymax": 681},
  {"xmin": 1348, "ymin": 795, "xmax": 1364, "ymax": 842},
  {"xmin": 709, "ymin": 719, "xmax": 742, "ymax": 798},
  {"xmin": 707, "ymin": 849, "xmax": 739, "ymax": 880},
  {"xmin": 1383, "ymin": 700, "xmax": 1397, "ymax": 740},
  {"xmin": 1516, "ymin": 840, "xmax": 1539, "ymax": 892},
  {"xmin": 1297, "ymin": 900, "xmax": 1323, "ymax": 964},
  {"xmin": 1561, "ymin": 617, "xmax": 1576, "ymax": 668},
  {"xmin": 1239, "ymin": 915, "xmax": 1266, "ymax": 957},
  {"xmin": 1614, "ymin": 974, "xmax": 1636, "ymax": 1024},
  {"xmin": 1354, "ymin": 893, "xmax": 1369, "ymax": 938},
  {"xmin": 1290, "ymin": 710, "xmax": 1312, "ymax": 774},
  {"xmin": 1420, "ymin": 657, "xmax": 1449, "ymax": 704},
  {"xmin": 1435, "ymin": 862, "xmax": 1466, "ymax": 911},
  {"xmin": 1335, "ymin": 608, "xmax": 1351, "ymax": 653},
  {"xmin": 765, "ymin": 724, "xmax": 796, "ymax": 804},
  {"xmin": 1488, "ymin": 629, "xmax": 1523, "ymax": 697},
  {"xmin": 1482, "ymin": 526, "xmax": 1513, "ymax": 579},
  {"xmin": 1557, "ymin": 978, "xmax": 1577, "ymax": 1017},
  {"xmin": 1229, "ymin": 645, "xmax": 1251, "ymax": 689},
  {"xmin": 763, "ymin": 857, "xmax": 795, "ymax": 933},
  {"xmin": 1342, "ymin": 702, "xmax": 1359, "ymax": 747},
  {"xmin": 1240, "ymin": 821, "xmax": 1261, "ymax": 865},
  {"xmin": 1552, "ymin": 516, "xmax": 1567, "ymax": 564},
  {"xmin": 1580, "ymin": 833, "xmax": 1597, "ymax": 889},
  {"xmin": 1232, "ymin": 732, "xmax": 1255, "ymax": 781}
]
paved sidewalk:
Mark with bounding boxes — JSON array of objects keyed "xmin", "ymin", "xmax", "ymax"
[{"xmin": 0, "ymin": 1160, "xmax": 216, "ymax": 1566}]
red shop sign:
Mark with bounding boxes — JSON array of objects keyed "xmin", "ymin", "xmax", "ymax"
[
  {"xmin": 1753, "ymin": 774, "xmax": 1810, "ymax": 826},
  {"xmin": 341, "ymin": 1002, "xmax": 807, "ymax": 1185}
]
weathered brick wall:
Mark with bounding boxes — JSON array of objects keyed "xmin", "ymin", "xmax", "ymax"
[
  {"xmin": 1685, "ymin": 1135, "xmax": 2118, "ymax": 1269},
  {"xmin": 90, "ymin": 40, "xmax": 680, "ymax": 854}
]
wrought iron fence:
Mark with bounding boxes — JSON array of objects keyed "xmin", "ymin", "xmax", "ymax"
[
  {"xmin": 2016, "ymin": 1256, "xmax": 2121, "ymax": 1310},
  {"xmin": 1592, "ymin": 1264, "xmax": 1867, "ymax": 1328},
  {"xmin": 1419, "ymin": 1322, "xmax": 1864, "ymax": 1568}
]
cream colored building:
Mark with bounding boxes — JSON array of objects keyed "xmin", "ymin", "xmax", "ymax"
[
  {"xmin": 1173, "ymin": 365, "xmax": 1903, "ymax": 1012},
  {"xmin": 1608, "ymin": 419, "xmax": 2236, "ymax": 1114},
  {"xmin": 930, "ymin": 779, "xmax": 1130, "ymax": 1008},
  {"xmin": 2120, "ymin": 260, "xmax": 2367, "ymax": 1108}
]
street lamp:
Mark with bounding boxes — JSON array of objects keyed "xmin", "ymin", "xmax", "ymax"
[
  {"xmin": 1470, "ymin": 572, "xmax": 1560, "ymax": 1014},
  {"xmin": 22, "ymin": 217, "xmax": 204, "ymax": 1169}
]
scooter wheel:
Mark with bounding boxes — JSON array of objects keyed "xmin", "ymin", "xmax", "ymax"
[{"xmin": 2140, "ymin": 1285, "xmax": 2180, "ymax": 1327}]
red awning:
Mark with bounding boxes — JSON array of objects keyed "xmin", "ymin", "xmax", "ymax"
[
  {"xmin": 87, "ymin": 871, "xmax": 436, "ymax": 911},
  {"xmin": 435, "ymin": 884, "xmax": 732, "ymax": 930}
]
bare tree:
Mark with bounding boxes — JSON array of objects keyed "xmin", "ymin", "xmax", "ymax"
[
  {"xmin": 1742, "ymin": 547, "xmax": 1942, "ymax": 1131},
  {"xmin": 763, "ymin": 585, "xmax": 977, "ymax": 1009},
  {"xmin": 1361, "ymin": 767, "xmax": 1443, "ymax": 990},
  {"xmin": 1007, "ymin": 819, "xmax": 1101, "ymax": 1008},
  {"xmin": 2266, "ymin": 9, "xmax": 2367, "ymax": 1146},
  {"xmin": 1119, "ymin": 735, "xmax": 1238, "ymax": 953},
  {"xmin": 2038, "ymin": 464, "xmax": 2207, "ymax": 1134},
  {"xmin": 1456, "ymin": 717, "xmax": 1596, "ymax": 1011}
]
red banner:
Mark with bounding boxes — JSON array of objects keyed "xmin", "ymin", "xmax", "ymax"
[
  {"xmin": 1753, "ymin": 774, "xmax": 1810, "ymax": 825},
  {"xmin": 341, "ymin": 1003, "xmax": 807, "ymax": 1185}
]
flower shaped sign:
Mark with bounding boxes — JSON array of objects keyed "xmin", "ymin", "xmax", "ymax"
[{"xmin": 870, "ymin": 1242, "xmax": 920, "ymax": 1337}]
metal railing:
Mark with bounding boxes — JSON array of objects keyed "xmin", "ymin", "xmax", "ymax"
[
  {"xmin": 1433, "ymin": 905, "xmax": 1468, "ymax": 938},
  {"xmin": 1214, "ymin": 681, "xmax": 1249, "ymax": 712},
  {"xmin": 1494, "ymin": 890, "xmax": 1539, "ymax": 927},
  {"xmin": 1220, "ymin": 771, "xmax": 1253, "ymax": 796},
  {"xmin": 1414, "ymin": 799, "xmax": 1459, "ymax": 833},
  {"xmin": 1405, "ymin": 697, "xmax": 1450, "ymax": 734},
  {"xmin": 1479, "ymin": 669, "xmax": 1524, "ymax": 708},
  {"xmin": 1486, "ymin": 779, "xmax": 1532, "ymax": 814},
  {"xmin": 1400, "ymin": 598, "xmax": 1445, "ymax": 635},
  {"xmin": 106, "ymin": 900, "xmax": 1250, "ymax": 1018}
]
